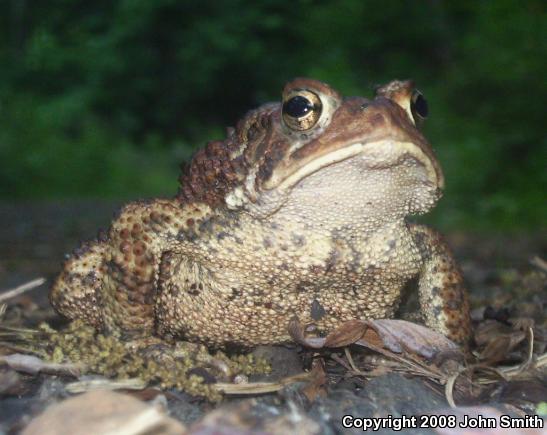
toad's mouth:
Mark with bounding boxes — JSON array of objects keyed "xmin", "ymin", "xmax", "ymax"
[{"xmin": 263, "ymin": 140, "xmax": 444, "ymax": 192}]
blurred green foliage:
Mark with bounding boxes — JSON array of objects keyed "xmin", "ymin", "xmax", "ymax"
[{"xmin": 0, "ymin": 0, "xmax": 545, "ymax": 230}]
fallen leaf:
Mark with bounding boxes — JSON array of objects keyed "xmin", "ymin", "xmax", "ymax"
[
  {"xmin": 299, "ymin": 359, "xmax": 327, "ymax": 402},
  {"xmin": 474, "ymin": 319, "xmax": 512, "ymax": 346},
  {"xmin": 323, "ymin": 320, "xmax": 367, "ymax": 348},
  {"xmin": 357, "ymin": 319, "xmax": 460, "ymax": 360},
  {"xmin": 478, "ymin": 331, "xmax": 526, "ymax": 363},
  {"xmin": 287, "ymin": 317, "xmax": 326, "ymax": 349},
  {"xmin": 22, "ymin": 390, "xmax": 186, "ymax": 435},
  {"xmin": 289, "ymin": 317, "xmax": 460, "ymax": 360}
]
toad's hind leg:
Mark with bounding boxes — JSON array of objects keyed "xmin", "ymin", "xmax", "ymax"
[
  {"xmin": 409, "ymin": 224, "xmax": 472, "ymax": 346},
  {"xmin": 51, "ymin": 199, "xmax": 186, "ymax": 337},
  {"xmin": 50, "ymin": 239, "xmax": 107, "ymax": 330}
]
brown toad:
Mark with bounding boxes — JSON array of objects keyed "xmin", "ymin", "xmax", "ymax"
[{"xmin": 51, "ymin": 78, "xmax": 472, "ymax": 348}]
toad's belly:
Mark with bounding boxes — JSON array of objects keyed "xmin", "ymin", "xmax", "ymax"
[
  {"xmin": 156, "ymin": 222, "xmax": 423, "ymax": 346},
  {"xmin": 196, "ymin": 282, "xmax": 410, "ymax": 346},
  {"xmin": 156, "ymin": 255, "xmax": 420, "ymax": 346}
]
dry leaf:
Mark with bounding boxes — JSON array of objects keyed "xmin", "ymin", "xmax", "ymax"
[
  {"xmin": 323, "ymin": 320, "xmax": 367, "ymax": 348},
  {"xmin": 22, "ymin": 390, "xmax": 186, "ymax": 435},
  {"xmin": 287, "ymin": 317, "xmax": 326, "ymax": 349},
  {"xmin": 289, "ymin": 317, "xmax": 460, "ymax": 360},
  {"xmin": 510, "ymin": 317, "xmax": 535, "ymax": 332},
  {"xmin": 479, "ymin": 332, "xmax": 526, "ymax": 363},
  {"xmin": 356, "ymin": 319, "xmax": 459, "ymax": 359},
  {"xmin": 300, "ymin": 359, "xmax": 327, "ymax": 402},
  {"xmin": 474, "ymin": 319, "xmax": 512, "ymax": 346}
]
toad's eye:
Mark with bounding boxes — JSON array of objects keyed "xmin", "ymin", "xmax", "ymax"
[
  {"xmin": 411, "ymin": 90, "xmax": 428, "ymax": 122},
  {"xmin": 283, "ymin": 96, "xmax": 313, "ymax": 117},
  {"xmin": 282, "ymin": 90, "xmax": 322, "ymax": 131}
]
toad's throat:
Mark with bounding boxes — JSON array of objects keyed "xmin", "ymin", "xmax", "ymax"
[{"xmin": 264, "ymin": 140, "xmax": 443, "ymax": 191}]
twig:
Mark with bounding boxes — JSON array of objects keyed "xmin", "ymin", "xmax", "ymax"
[
  {"xmin": 0, "ymin": 325, "xmax": 42, "ymax": 335},
  {"xmin": 445, "ymin": 363, "xmax": 512, "ymax": 407},
  {"xmin": 0, "ymin": 353, "xmax": 83, "ymax": 376},
  {"xmin": 501, "ymin": 350, "xmax": 546, "ymax": 378},
  {"xmin": 331, "ymin": 353, "xmax": 354, "ymax": 372},
  {"xmin": 0, "ymin": 342, "xmax": 45, "ymax": 356},
  {"xmin": 445, "ymin": 367, "xmax": 466, "ymax": 408},
  {"xmin": 331, "ymin": 352, "xmax": 372, "ymax": 378},
  {"xmin": 0, "ymin": 325, "xmax": 43, "ymax": 347},
  {"xmin": 66, "ymin": 378, "xmax": 147, "ymax": 393},
  {"xmin": 530, "ymin": 256, "xmax": 547, "ymax": 273},
  {"xmin": 344, "ymin": 347, "xmax": 368, "ymax": 376},
  {"xmin": 0, "ymin": 278, "xmax": 46, "ymax": 303},
  {"xmin": 498, "ymin": 327, "xmax": 538, "ymax": 378},
  {"xmin": 536, "ymin": 353, "xmax": 547, "ymax": 369},
  {"xmin": 214, "ymin": 371, "xmax": 312, "ymax": 395},
  {"xmin": 355, "ymin": 340, "xmax": 445, "ymax": 382},
  {"xmin": 520, "ymin": 327, "xmax": 535, "ymax": 371}
]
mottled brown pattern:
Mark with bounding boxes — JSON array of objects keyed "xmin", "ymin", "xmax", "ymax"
[
  {"xmin": 177, "ymin": 137, "xmax": 246, "ymax": 207},
  {"xmin": 51, "ymin": 78, "xmax": 472, "ymax": 348},
  {"xmin": 176, "ymin": 104, "xmax": 278, "ymax": 207},
  {"xmin": 408, "ymin": 223, "xmax": 472, "ymax": 344}
]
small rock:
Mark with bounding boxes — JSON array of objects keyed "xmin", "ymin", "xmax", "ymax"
[
  {"xmin": 310, "ymin": 373, "xmax": 447, "ymax": 434},
  {"xmin": 250, "ymin": 345, "xmax": 303, "ymax": 382},
  {"xmin": 0, "ymin": 368, "xmax": 22, "ymax": 395},
  {"xmin": 188, "ymin": 398, "xmax": 322, "ymax": 435}
]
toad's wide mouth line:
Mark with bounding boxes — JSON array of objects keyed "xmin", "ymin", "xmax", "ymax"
[{"xmin": 265, "ymin": 140, "xmax": 442, "ymax": 191}]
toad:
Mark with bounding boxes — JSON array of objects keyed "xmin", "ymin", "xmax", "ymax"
[{"xmin": 51, "ymin": 78, "xmax": 471, "ymax": 348}]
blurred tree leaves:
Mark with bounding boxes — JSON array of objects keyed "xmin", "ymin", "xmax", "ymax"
[{"xmin": 0, "ymin": 0, "xmax": 545, "ymax": 229}]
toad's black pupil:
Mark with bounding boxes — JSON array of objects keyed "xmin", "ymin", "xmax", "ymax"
[
  {"xmin": 283, "ymin": 96, "xmax": 314, "ymax": 118},
  {"xmin": 413, "ymin": 94, "xmax": 428, "ymax": 118}
]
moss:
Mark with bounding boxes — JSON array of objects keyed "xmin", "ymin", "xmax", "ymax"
[{"xmin": 39, "ymin": 321, "xmax": 270, "ymax": 402}]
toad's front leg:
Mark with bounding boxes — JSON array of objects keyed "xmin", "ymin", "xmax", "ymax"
[
  {"xmin": 51, "ymin": 199, "xmax": 188, "ymax": 337},
  {"xmin": 409, "ymin": 224, "xmax": 472, "ymax": 346}
]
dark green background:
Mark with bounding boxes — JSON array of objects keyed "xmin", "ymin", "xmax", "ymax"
[{"xmin": 1, "ymin": 0, "xmax": 545, "ymax": 230}]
